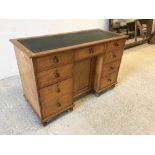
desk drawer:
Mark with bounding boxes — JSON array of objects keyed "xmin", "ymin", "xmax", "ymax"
[
  {"xmin": 74, "ymin": 44, "xmax": 106, "ymax": 61},
  {"xmin": 39, "ymin": 78, "xmax": 73, "ymax": 118},
  {"xmin": 106, "ymin": 39, "xmax": 125, "ymax": 51},
  {"xmin": 41, "ymin": 94, "xmax": 72, "ymax": 118},
  {"xmin": 100, "ymin": 72, "xmax": 118, "ymax": 89},
  {"xmin": 104, "ymin": 49, "xmax": 123, "ymax": 64},
  {"xmin": 34, "ymin": 51, "xmax": 73, "ymax": 72},
  {"xmin": 102, "ymin": 60, "xmax": 120, "ymax": 76},
  {"xmin": 37, "ymin": 64, "xmax": 72, "ymax": 88}
]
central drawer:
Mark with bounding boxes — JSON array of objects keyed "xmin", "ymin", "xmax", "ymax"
[
  {"xmin": 37, "ymin": 64, "xmax": 73, "ymax": 88},
  {"xmin": 74, "ymin": 44, "xmax": 106, "ymax": 61},
  {"xmin": 39, "ymin": 78, "xmax": 73, "ymax": 118}
]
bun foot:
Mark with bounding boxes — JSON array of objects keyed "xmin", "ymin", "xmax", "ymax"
[
  {"xmin": 68, "ymin": 107, "xmax": 74, "ymax": 112},
  {"xmin": 42, "ymin": 121, "xmax": 48, "ymax": 126},
  {"xmin": 95, "ymin": 92, "xmax": 100, "ymax": 97},
  {"xmin": 23, "ymin": 94, "xmax": 28, "ymax": 102}
]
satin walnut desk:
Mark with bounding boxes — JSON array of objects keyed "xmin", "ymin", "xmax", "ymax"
[{"xmin": 10, "ymin": 29, "xmax": 127, "ymax": 125}]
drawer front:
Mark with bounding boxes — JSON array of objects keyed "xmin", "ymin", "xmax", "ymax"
[
  {"xmin": 104, "ymin": 49, "xmax": 123, "ymax": 64},
  {"xmin": 102, "ymin": 60, "xmax": 121, "ymax": 76},
  {"xmin": 74, "ymin": 44, "xmax": 106, "ymax": 61},
  {"xmin": 34, "ymin": 51, "xmax": 73, "ymax": 72},
  {"xmin": 41, "ymin": 94, "xmax": 72, "ymax": 118},
  {"xmin": 39, "ymin": 78, "xmax": 73, "ymax": 118},
  {"xmin": 37, "ymin": 64, "xmax": 73, "ymax": 88},
  {"xmin": 106, "ymin": 39, "xmax": 125, "ymax": 51},
  {"xmin": 100, "ymin": 72, "xmax": 118, "ymax": 89}
]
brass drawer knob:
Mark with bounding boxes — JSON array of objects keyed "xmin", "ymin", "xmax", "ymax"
[
  {"xmin": 52, "ymin": 56, "xmax": 59, "ymax": 63},
  {"xmin": 56, "ymin": 102, "xmax": 61, "ymax": 107},
  {"xmin": 89, "ymin": 47, "xmax": 94, "ymax": 53}
]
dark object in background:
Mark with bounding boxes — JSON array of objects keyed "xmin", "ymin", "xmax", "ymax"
[
  {"xmin": 109, "ymin": 19, "xmax": 154, "ymax": 48},
  {"xmin": 148, "ymin": 32, "xmax": 155, "ymax": 44},
  {"xmin": 139, "ymin": 19, "xmax": 153, "ymax": 39},
  {"xmin": 126, "ymin": 22, "xmax": 136, "ymax": 39}
]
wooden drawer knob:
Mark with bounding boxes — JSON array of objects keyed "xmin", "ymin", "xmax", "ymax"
[
  {"xmin": 52, "ymin": 56, "xmax": 59, "ymax": 63},
  {"xmin": 54, "ymin": 71, "xmax": 60, "ymax": 78},
  {"xmin": 110, "ymin": 66, "xmax": 114, "ymax": 70},
  {"xmin": 57, "ymin": 88, "xmax": 61, "ymax": 93},
  {"xmin": 56, "ymin": 102, "xmax": 61, "ymax": 107},
  {"xmin": 112, "ymin": 54, "xmax": 117, "ymax": 58},
  {"xmin": 107, "ymin": 78, "xmax": 112, "ymax": 82}
]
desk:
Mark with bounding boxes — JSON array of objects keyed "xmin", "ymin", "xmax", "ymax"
[{"xmin": 10, "ymin": 29, "xmax": 126, "ymax": 125}]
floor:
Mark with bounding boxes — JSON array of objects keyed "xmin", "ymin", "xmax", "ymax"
[
  {"xmin": 0, "ymin": 44, "xmax": 155, "ymax": 135},
  {"xmin": 126, "ymin": 37, "xmax": 144, "ymax": 44}
]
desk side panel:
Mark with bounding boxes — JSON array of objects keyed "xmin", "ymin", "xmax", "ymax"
[{"xmin": 14, "ymin": 46, "xmax": 41, "ymax": 119}]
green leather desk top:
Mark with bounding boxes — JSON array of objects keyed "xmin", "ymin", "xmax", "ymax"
[{"xmin": 18, "ymin": 29, "xmax": 120, "ymax": 53}]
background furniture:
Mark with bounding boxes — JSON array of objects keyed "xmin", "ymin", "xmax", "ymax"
[
  {"xmin": 10, "ymin": 29, "xmax": 126, "ymax": 125},
  {"xmin": 109, "ymin": 19, "xmax": 153, "ymax": 48}
]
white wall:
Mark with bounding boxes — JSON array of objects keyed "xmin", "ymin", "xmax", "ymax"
[{"xmin": 0, "ymin": 19, "xmax": 108, "ymax": 80}]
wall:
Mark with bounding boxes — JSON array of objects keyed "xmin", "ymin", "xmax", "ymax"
[{"xmin": 0, "ymin": 19, "xmax": 108, "ymax": 80}]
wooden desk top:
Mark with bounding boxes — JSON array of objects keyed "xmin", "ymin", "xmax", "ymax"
[{"xmin": 10, "ymin": 29, "xmax": 127, "ymax": 58}]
